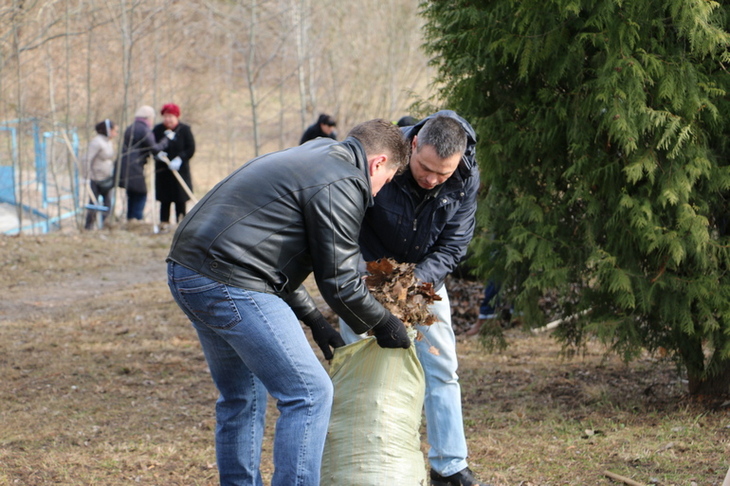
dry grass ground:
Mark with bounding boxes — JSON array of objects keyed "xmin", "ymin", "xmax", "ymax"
[{"xmin": 1, "ymin": 229, "xmax": 729, "ymax": 485}]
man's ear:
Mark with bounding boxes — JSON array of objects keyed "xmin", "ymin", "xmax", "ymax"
[
  {"xmin": 368, "ymin": 154, "xmax": 387, "ymax": 176},
  {"xmin": 411, "ymin": 135, "xmax": 418, "ymax": 152}
]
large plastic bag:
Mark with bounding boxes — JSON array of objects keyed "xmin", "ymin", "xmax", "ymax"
[{"xmin": 320, "ymin": 333, "xmax": 427, "ymax": 485}]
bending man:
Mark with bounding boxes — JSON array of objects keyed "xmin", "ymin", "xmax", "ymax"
[{"xmin": 167, "ymin": 119, "xmax": 411, "ymax": 486}]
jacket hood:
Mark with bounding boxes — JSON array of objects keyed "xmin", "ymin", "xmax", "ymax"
[{"xmin": 402, "ymin": 110, "xmax": 477, "ymax": 175}]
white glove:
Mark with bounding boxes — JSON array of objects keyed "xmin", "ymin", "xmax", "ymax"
[
  {"xmin": 168, "ymin": 156, "xmax": 182, "ymax": 171},
  {"xmin": 164, "ymin": 129, "xmax": 176, "ymax": 140},
  {"xmin": 157, "ymin": 151, "xmax": 168, "ymax": 160}
]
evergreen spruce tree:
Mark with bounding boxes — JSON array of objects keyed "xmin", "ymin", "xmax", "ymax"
[{"xmin": 421, "ymin": 0, "xmax": 730, "ymax": 395}]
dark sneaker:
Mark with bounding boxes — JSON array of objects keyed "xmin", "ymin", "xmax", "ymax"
[{"xmin": 430, "ymin": 467, "xmax": 491, "ymax": 486}]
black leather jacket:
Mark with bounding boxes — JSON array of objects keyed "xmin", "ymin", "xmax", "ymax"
[{"xmin": 167, "ymin": 137, "xmax": 390, "ymax": 334}]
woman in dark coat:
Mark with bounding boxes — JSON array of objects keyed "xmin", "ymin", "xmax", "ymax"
[
  {"xmin": 119, "ymin": 105, "xmax": 169, "ymax": 221},
  {"xmin": 152, "ymin": 103, "xmax": 196, "ymax": 230}
]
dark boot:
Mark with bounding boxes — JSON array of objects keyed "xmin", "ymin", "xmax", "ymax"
[{"xmin": 430, "ymin": 467, "xmax": 491, "ymax": 486}]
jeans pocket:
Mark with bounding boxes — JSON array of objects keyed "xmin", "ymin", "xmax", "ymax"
[{"xmin": 177, "ymin": 280, "xmax": 242, "ymax": 330}]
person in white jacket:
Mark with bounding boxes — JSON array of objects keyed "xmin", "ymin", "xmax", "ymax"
[{"xmin": 84, "ymin": 119, "xmax": 118, "ymax": 230}]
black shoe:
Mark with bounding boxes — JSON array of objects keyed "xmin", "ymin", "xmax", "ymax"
[{"xmin": 430, "ymin": 467, "xmax": 491, "ymax": 486}]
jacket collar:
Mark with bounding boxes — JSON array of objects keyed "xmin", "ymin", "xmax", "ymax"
[{"xmin": 340, "ymin": 137, "xmax": 374, "ymax": 207}]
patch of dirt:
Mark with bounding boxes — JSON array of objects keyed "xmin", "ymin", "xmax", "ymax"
[
  {"xmin": 1, "ymin": 230, "xmax": 169, "ymax": 319},
  {"xmin": 1, "ymin": 228, "xmax": 728, "ymax": 486}
]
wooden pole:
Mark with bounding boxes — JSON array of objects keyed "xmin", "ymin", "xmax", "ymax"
[
  {"xmin": 158, "ymin": 154, "xmax": 198, "ymax": 203},
  {"xmin": 150, "ymin": 155, "xmax": 158, "ymax": 233},
  {"xmin": 603, "ymin": 470, "xmax": 646, "ymax": 486},
  {"xmin": 532, "ymin": 308, "xmax": 592, "ymax": 334}
]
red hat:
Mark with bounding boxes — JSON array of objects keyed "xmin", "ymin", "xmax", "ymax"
[{"xmin": 161, "ymin": 103, "xmax": 180, "ymax": 117}]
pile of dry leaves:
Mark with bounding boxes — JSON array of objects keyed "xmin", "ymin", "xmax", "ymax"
[{"xmin": 364, "ymin": 258, "xmax": 441, "ymax": 327}]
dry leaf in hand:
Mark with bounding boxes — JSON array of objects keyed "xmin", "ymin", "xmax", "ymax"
[{"xmin": 365, "ymin": 258, "xmax": 440, "ymax": 327}]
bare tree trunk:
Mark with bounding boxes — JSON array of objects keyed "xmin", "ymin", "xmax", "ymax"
[
  {"xmin": 304, "ymin": 0, "xmax": 315, "ymax": 117},
  {"xmin": 688, "ymin": 363, "xmax": 730, "ymax": 396},
  {"xmin": 292, "ymin": 0, "xmax": 309, "ymax": 129},
  {"xmin": 11, "ymin": 0, "xmax": 25, "ymax": 233},
  {"xmin": 245, "ymin": 0, "xmax": 261, "ymax": 156},
  {"xmin": 153, "ymin": 0, "xmax": 159, "ymax": 112},
  {"xmin": 46, "ymin": 52, "xmax": 60, "ymax": 226},
  {"xmin": 227, "ymin": 35, "xmax": 236, "ymax": 173},
  {"xmin": 686, "ymin": 331, "xmax": 730, "ymax": 396},
  {"xmin": 85, "ymin": 2, "xmax": 94, "ymax": 143},
  {"xmin": 64, "ymin": 0, "xmax": 81, "ymax": 230},
  {"xmin": 278, "ymin": 55, "xmax": 286, "ymax": 150},
  {"xmin": 111, "ymin": 0, "xmax": 134, "ymax": 220},
  {"xmin": 151, "ymin": 0, "xmax": 160, "ymax": 227}
]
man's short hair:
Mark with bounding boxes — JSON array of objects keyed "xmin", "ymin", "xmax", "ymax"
[
  {"xmin": 416, "ymin": 115, "xmax": 467, "ymax": 160},
  {"xmin": 348, "ymin": 119, "xmax": 410, "ymax": 173}
]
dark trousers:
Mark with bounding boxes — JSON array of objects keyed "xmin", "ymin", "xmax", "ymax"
[
  {"xmin": 479, "ymin": 280, "xmax": 501, "ymax": 318},
  {"xmin": 85, "ymin": 181, "xmax": 112, "ymax": 229},
  {"xmin": 160, "ymin": 200, "xmax": 186, "ymax": 224},
  {"xmin": 127, "ymin": 191, "xmax": 147, "ymax": 220}
]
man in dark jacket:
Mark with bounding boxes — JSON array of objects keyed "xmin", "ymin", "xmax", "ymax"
[
  {"xmin": 166, "ymin": 119, "xmax": 411, "ymax": 486},
  {"xmin": 339, "ymin": 111, "xmax": 490, "ymax": 486},
  {"xmin": 152, "ymin": 103, "xmax": 196, "ymax": 231},
  {"xmin": 119, "ymin": 105, "xmax": 169, "ymax": 221},
  {"xmin": 299, "ymin": 113, "xmax": 337, "ymax": 144}
]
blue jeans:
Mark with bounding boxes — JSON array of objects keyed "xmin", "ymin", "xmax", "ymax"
[
  {"xmin": 167, "ymin": 262, "xmax": 333, "ymax": 486},
  {"xmin": 479, "ymin": 280, "xmax": 500, "ymax": 319},
  {"xmin": 339, "ymin": 285, "xmax": 468, "ymax": 477},
  {"xmin": 126, "ymin": 190, "xmax": 147, "ymax": 220}
]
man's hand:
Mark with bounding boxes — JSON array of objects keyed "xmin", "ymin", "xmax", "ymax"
[
  {"xmin": 372, "ymin": 313, "xmax": 410, "ymax": 349},
  {"xmin": 302, "ymin": 311, "xmax": 345, "ymax": 360}
]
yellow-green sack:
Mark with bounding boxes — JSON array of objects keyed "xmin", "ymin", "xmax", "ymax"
[{"xmin": 320, "ymin": 334, "xmax": 427, "ymax": 485}]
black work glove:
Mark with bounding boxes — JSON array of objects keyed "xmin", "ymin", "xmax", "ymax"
[
  {"xmin": 302, "ymin": 311, "xmax": 346, "ymax": 360},
  {"xmin": 372, "ymin": 313, "xmax": 410, "ymax": 349}
]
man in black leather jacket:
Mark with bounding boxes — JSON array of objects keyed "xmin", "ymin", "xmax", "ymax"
[{"xmin": 166, "ymin": 119, "xmax": 410, "ymax": 486}]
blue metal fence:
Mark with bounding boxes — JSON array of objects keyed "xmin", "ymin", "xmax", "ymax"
[{"xmin": 0, "ymin": 118, "xmax": 80, "ymax": 234}]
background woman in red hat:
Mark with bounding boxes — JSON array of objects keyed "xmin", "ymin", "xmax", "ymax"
[{"xmin": 153, "ymin": 103, "xmax": 196, "ymax": 232}]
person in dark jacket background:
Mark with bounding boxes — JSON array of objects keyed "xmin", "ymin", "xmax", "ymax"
[
  {"xmin": 299, "ymin": 113, "xmax": 337, "ymax": 144},
  {"xmin": 166, "ymin": 119, "xmax": 411, "ymax": 486},
  {"xmin": 396, "ymin": 115, "xmax": 419, "ymax": 127},
  {"xmin": 153, "ymin": 103, "xmax": 196, "ymax": 231},
  {"xmin": 338, "ymin": 111, "xmax": 490, "ymax": 486},
  {"xmin": 119, "ymin": 105, "xmax": 169, "ymax": 221}
]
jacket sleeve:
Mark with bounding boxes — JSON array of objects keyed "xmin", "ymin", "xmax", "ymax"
[
  {"xmin": 282, "ymin": 284, "xmax": 321, "ymax": 321},
  {"xmin": 301, "ymin": 177, "xmax": 390, "ymax": 334},
  {"xmin": 179, "ymin": 125, "xmax": 196, "ymax": 162},
  {"xmin": 141, "ymin": 128, "xmax": 168, "ymax": 158}
]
